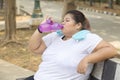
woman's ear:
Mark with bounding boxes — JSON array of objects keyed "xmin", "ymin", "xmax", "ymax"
[
  {"xmin": 76, "ymin": 23, "xmax": 82, "ymax": 30},
  {"xmin": 78, "ymin": 22, "xmax": 82, "ymax": 27}
]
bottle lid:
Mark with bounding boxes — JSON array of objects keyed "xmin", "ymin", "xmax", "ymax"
[{"xmin": 46, "ymin": 19, "xmax": 53, "ymax": 24}]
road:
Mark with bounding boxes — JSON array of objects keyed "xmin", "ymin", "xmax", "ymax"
[{"xmin": 82, "ymin": 10, "xmax": 120, "ymax": 42}]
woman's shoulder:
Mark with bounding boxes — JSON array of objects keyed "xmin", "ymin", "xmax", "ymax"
[{"xmin": 86, "ymin": 32, "xmax": 103, "ymax": 40}]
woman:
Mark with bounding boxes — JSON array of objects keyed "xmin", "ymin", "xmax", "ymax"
[{"xmin": 28, "ymin": 10, "xmax": 117, "ymax": 80}]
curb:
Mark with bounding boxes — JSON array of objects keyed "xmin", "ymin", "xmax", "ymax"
[
  {"xmin": 0, "ymin": 59, "xmax": 34, "ymax": 80},
  {"xmin": 79, "ymin": 7, "xmax": 119, "ymax": 16}
]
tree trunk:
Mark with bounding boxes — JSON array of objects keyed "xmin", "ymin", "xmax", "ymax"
[
  {"xmin": 83, "ymin": 0, "xmax": 86, "ymax": 4},
  {"xmin": 0, "ymin": 0, "xmax": 4, "ymax": 9},
  {"xmin": 62, "ymin": 0, "xmax": 77, "ymax": 19},
  {"xmin": 98, "ymin": 0, "xmax": 102, "ymax": 6},
  {"xmin": 115, "ymin": 0, "xmax": 119, "ymax": 5},
  {"xmin": 4, "ymin": 0, "xmax": 16, "ymax": 41},
  {"xmin": 89, "ymin": 0, "xmax": 93, "ymax": 6},
  {"xmin": 108, "ymin": 0, "xmax": 113, "ymax": 9}
]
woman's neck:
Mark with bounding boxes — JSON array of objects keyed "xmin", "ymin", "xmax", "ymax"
[
  {"xmin": 62, "ymin": 35, "xmax": 72, "ymax": 40},
  {"xmin": 62, "ymin": 30, "xmax": 80, "ymax": 40}
]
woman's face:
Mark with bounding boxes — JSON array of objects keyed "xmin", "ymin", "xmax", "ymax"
[{"xmin": 62, "ymin": 14, "xmax": 81, "ymax": 36}]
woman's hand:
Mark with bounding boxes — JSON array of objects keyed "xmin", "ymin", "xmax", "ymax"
[
  {"xmin": 41, "ymin": 15, "xmax": 52, "ymax": 24},
  {"xmin": 38, "ymin": 16, "xmax": 52, "ymax": 33},
  {"xmin": 77, "ymin": 57, "xmax": 89, "ymax": 74}
]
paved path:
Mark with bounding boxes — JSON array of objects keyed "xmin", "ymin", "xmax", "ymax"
[{"xmin": 0, "ymin": 59, "xmax": 34, "ymax": 80}]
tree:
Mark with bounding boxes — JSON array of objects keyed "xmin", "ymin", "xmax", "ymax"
[
  {"xmin": 108, "ymin": 0, "xmax": 113, "ymax": 9},
  {"xmin": 89, "ymin": 0, "xmax": 93, "ymax": 6},
  {"xmin": 115, "ymin": 0, "xmax": 119, "ymax": 5},
  {"xmin": 0, "ymin": 0, "xmax": 19, "ymax": 46},
  {"xmin": 62, "ymin": 0, "xmax": 77, "ymax": 19},
  {"xmin": 0, "ymin": 0, "xmax": 4, "ymax": 9},
  {"xmin": 98, "ymin": 0, "xmax": 102, "ymax": 6},
  {"xmin": 83, "ymin": 0, "xmax": 87, "ymax": 4}
]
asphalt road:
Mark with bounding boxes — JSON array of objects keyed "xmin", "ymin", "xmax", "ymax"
[{"xmin": 82, "ymin": 10, "xmax": 120, "ymax": 42}]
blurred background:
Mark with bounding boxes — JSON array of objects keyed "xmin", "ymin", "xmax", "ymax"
[{"xmin": 0, "ymin": 0, "xmax": 120, "ymax": 72}]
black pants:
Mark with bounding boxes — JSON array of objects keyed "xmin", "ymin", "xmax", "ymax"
[{"xmin": 16, "ymin": 75, "xmax": 34, "ymax": 80}]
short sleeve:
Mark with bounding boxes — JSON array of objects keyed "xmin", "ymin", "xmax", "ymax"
[
  {"xmin": 42, "ymin": 32, "xmax": 58, "ymax": 47},
  {"xmin": 87, "ymin": 34, "xmax": 103, "ymax": 54}
]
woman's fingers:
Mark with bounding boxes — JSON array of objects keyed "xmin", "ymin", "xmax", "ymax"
[
  {"xmin": 41, "ymin": 15, "xmax": 53, "ymax": 24},
  {"xmin": 77, "ymin": 63, "xmax": 87, "ymax": 74},
  {"xmin": 77, "ymin": 58, "xmax": 88, "ymax": 74}
]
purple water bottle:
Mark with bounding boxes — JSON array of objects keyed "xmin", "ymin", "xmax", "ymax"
[{"xmin": 38, "ymin": 19, "xmax": 63, "ymax": 33}]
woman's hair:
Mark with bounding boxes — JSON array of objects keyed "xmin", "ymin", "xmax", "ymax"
[{"xmin": 65, "ymin": 10, "xmax": 91, "ymax": 30}]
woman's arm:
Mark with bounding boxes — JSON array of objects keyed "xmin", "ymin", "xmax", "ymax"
[
  {"xmin": 29, "ymin": 29, "xmax": 47, "ymax": 55},
  {"xmin": 29, "ymin": 16, "xmax": 51, "ymax": 55},
  {"xmin": 86, "ymin": 40, "xmax": 117, "ymax": 63},
  {"xmin": 77, "ymin": 40, "xmax": 117, "ymax": 74}
]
